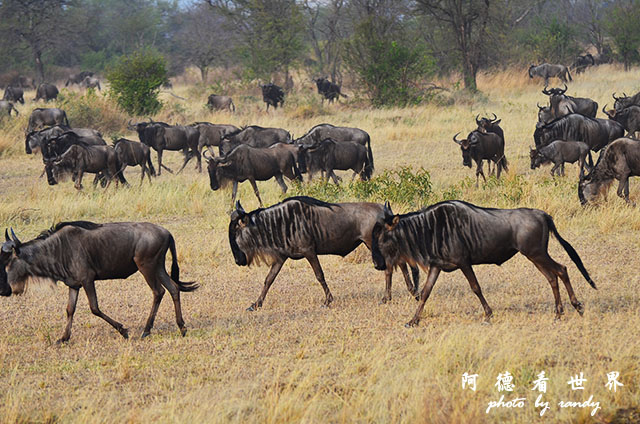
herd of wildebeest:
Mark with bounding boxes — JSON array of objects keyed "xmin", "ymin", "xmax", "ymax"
[{"xmin": 1, "ymin": 65, "xmax": 639, "ymax": 342}]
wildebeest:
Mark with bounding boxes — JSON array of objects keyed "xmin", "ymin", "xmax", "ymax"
[
  {"xmin": 578, "ymin": 138, "xmax": 640, "ymax": 205},
  {"xmin": 228, "ymin": 197, "xmax": 421, "ymax": 310},
  {"xmin": 220, "ymin": 125, "xmax": 291, "ymax": 155},
  {"xmin": 541, "ymin": 85, "xmax": 598, "ymax": 121},
  {"xmin": 41, "ymin": 132, "xmax": 108, "ymax": 185},
  {"xmin": 0, "ymin": 100, "xmax": 18, "ymax": 117},
  {"xmin": 81, "ymin": 76, "xmax": 101, "ymax": 91},
  {"xmin": 613, "ymin": 91, "xmax": 640, "ymax": 112},
  {"xmin": 602, "ymin": 105, "xmax": 640, "ymax": 138},
  {"xmin": 26, "ymin": 125, "xmax": 102, "ymax": 155},
  {"xmin": 260, "ymin": 83, "xmax": 285, "ymax": 111},
  {"xmin": 371, "ymin": 201, "xmax": 595, "ymax": 327},
  {"xmin": 313, "ymin": 77, "xmax": 347, "ymax": 104},
  {"xmin": 0, "ymin": 222, "xmax": 198, "ymax": 342},
  {"xmin": 26, "ymin": 108, "xmax": 69, "ymax": 133},
  {"xmin": 65, "ymin": 71, "xmax": 94, "ymax": 87},
  {"xmin": 528, "ymin": 63, "xmax": 572, "ymax": 85},
  {"xmin": 3, "ymin": 86, "xmax": 24, "ymax": 104},
  {"xmin": 48, "ymin": 144, "xmax": 126, "ymax": 189},
  {"xmin": 533, "ymin": 114, "xmax": 624, "ymax": 166},
  {"xmin": 572, "ymin": 54, "xmax": 595, "ymax": 74},
  {"xmin": 34, "ymin": 83, "xmax": 59, "ymax": 102},
  {"xmin": 113, "ymin": 138, "xmax": 155, "ymax": 184},
  {"xmin": 206, "ymin": 144, "xmax": 302, "ymax": 207},
  {"xmin": 9, "ymin": 75, "xmax": 35, "ymax": 89},
  {"xmin": 476, "ymin": 113, "xmax": 504, "ymax": 142},
  {"xmin": 190, "ymin": 122, "xmax": 239, "ymax": 157},
  {"xmin": 206, "ymin": 94, "xmax": 235, "ymax": 112},
  {"xmin": 300, "ymin": 138, "xmax": 372, "ymax": 183},
  {"xmin": 530, "ymin": 140, "xmax": 590, "ymax": 177},
  {"xmin": 128, "ymin": 120, "xmax": 199, "ymax": 175},
  {"xmin": 453, "ymin": 131, "xmax": 508, "ymax": 186}
]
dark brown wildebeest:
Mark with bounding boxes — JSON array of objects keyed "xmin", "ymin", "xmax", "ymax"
[
  {"xmin": 206, "ymin": 144, "xmax": 302, "ymax": 207},
  {"xmin": 0, "ymin": 100, "xmax": 18, "ymax": 118},
  {"xmin": 0, "ymin": 222, "xmax": 198, "ymax": 342},
  {"xmin": 475, "ymin": 113, "xmax": 505, "ymax": 175},
  {"xmin": 602, "ymin": 104, "xmax": 640, "ymax": 138},
  {"xmin": 26, "ymin": 125, "xmax": 102, "ymax": 155},
  {"xmin": 65, "ymin": 71, "xmax": 94, "ymax": 87},
  {"xmin": 206, "ymin": 94, "xmax": 235, "ymax": 112},
  {"xmin": 34, "ymin": 83, "xmax": 59, "ymax": 102},
  {"xmin": 2, "ymin": 86, "xmax": 24, "ymax": 104},
  {"xmin": 48, "ymin": 144, "xmax": 125, "ymax": 189},
  {"xmin": 578, "ymin": 138, "xmax": 640, "ymax": 205},
  {"xmin": 81, "ymin": 76, "xmax": 101, "ymax": 91},
  {"xmin": 300, "ymin": 138, "xmax": 372, "ymax": 183},
  {"xmin": 9, "ymin": 75, "xmax": 35, "ymax": 89},
  {"xmin": 113, "ymin": 138, "xmax": 155, "ymax": 184},
  {"xmin": 228, "ymin": 197, "xmax": 421, "ymax": 310},
  {"xmin": 371, "ymin": 201, "xmax": 595, "ymax": 327},
  {"xmin": 190, "ymin": 122, "xmax": 239, "ymax": 157},
  {"xmin": 613, "ymin": 91, "xmax": 640, "ymax": 112},
  {"xmin": 260, "ymin": 83, "xmax": 285, "ymax": 111},
  {"xmin": 453, "ymin": 131, "xmax": 508, "ymax": 186},
  {"xmin": 530, "ymin": 140, "xmax": 590, "ymax": 177},
  {"xmin": 541, "ymin": 85, "xmax": 598, "ymax": 121},
  {"xmin": 572, "ymin": 54, "xmax": 595, "ymax": 74},
  {"xmin": 220, "ymin": 125, "xmax": 291, "ymax": 155},
  {"xmin": 313, "ymin": 77, "xmax": 347, "ymax": 104},
  {"xmin": 528, "ymin": 63, "xmax": 572, "ymax": 85},
  {"xmin": 295, "ymin": 123, "xmax": 373, "ymax": 169},
  {"xmin": 26, "ymin": 108, "xmax": 69, "ymax": 132}
]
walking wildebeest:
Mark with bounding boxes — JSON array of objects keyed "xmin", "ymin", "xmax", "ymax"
[
  {"xmin": 602, "ymin": 104, "xmax": 640, "ymax": 138},
  {"xmin": 530, "ymin": 140, "xmax": 590, "ymax": 177},
  {"xmin": 206, "ymin": 144, "xmax": 302, "ymax": 207},
  {"xmin": 65, "ymin": 71, "xmax": 94, "ymax": 87},
  {"xmin": 190, "ymin": 122, "xmax": 239, "ymax": 157},
  {"xmin": 113, "ymin": 138, "xmax": 155, "ymax": 184},
  {"xmin": 613, "ymin": 92, "xmax": 640, "ymax": 112},
  {"xmin": 26, "ymin": 125, "xmax": 102, "ymax": 155},
  {"xmin": 300, "ymin": 138, "xmax": 372, "ymax": 183},
  {"xmin": 81, "ymin": 76, "xmax": 101, "ymax": 91},
  {"xmin": 453, "ymin": 131, "xmax": 508, "ymax": 186},
  {"xmin": 228, "ymin": 197, "xmax": 421, "ymax": 310},
  {"xmin": 48, "ymin": 144, "xmax": 125, "ymax": 189},
  {"xmin": 0, "ymin": 100, "xmax": 18, "ymax": 118},
  {"xmin": 26, "ymin": 108, "xmax": 69, "ymax": 132},
  {"xmin": 220, "ymin": 125, "xmax": 291, "ymax": 155},
  {"xmin": 572, "ymin": 54, "xmax": 595, "ymax": 74},
  {"xmin": 260, "ymin": 83, "xmax": 285, "ymax": 111},
  {"xmin": 541, "ymin": 85, "xmax": 598, "ymax": 120},
  {"xmin": 578, "ymin": 138, "xmax": 640, "ymax": 205},
  {"xmin": 371, "ymin": 201, "xmax": 596, "ymax": 327},
  {"xmin": 313, "ymin": 77, "xmax": 347, "ymax": 104},
  {"xmin": 34, "ymin": 83, "xmax": 59, "ymax": 102},
  {"xmin": 0, "ymin": 222, "xmax": 198, "ymax": 342},
  {"xmin": 206, "ymin": 94, "xmax": 235, "ymax": 112},
  {"xmin": 2, "ymin": 86, "xmax": 24, "ymax": 104},
  {"xmin": 528, "ymin": 63, "xmax": 572, "ymax": 85}
]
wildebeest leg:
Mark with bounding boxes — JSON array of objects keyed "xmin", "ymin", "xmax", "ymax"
[
  {"xmin": 551, "ymin": 162, "xmax": 560, "ymax": 177},
  {"xmin": 475, "ymin": 161, "xmax": 486, "ymax": 187},
  {"xmin": 399, "ymin": 263, "xmax": 419, "ymax": 298},
  {"xmin": 406, "ymin": 266, "xmax": 441, "ymax": 327},
  {"xmin": 207, "ymin": 146, "xmax": 215, "ymax": 156},
  {"xmin": 249, "ymin": 179, "xmax": 264, "ymax": 207},
  {"xmin": 83, "ymin": 280, "xmax": 129, "ymax": 338},
  {"xmin": 57, "ymin": 287, "xmax": 79, "ymax": 343},
  {"xmin": 248, "ymin": 259, "xmax": 285, "ymax": 311},
  {"xmin": 176, "ymin": 150, "xmax": 192, "ymax": 174},
  {"xmin": 587, "ymin": 151, "xmax": 594, "ymax": 168},
  {"xmin": 75, "ymin": 171, "xmax": 84, "ymax": 190},
  {"xmin": 617, "ymin": 173, "xmax": 631, "ymax": 202},
  {"xmin": 328, "ymin": 170, "xmax": 341, "ymax": 185},
  {"xmin": 137, "ymin": 265, "xmax": 166, "ymax": 338},
  {"xmin": 560, "ymin": 162, "xmax": 565, "ymax": 176},
  {"xmin": 306, "ymin": 253, "xmax": 333, "ymax": 307},
  {"xmin": 231, "ymin": 180, "xmax": 239, "ymax": 206},
  {"xmin": 275, "ymin": 174, "xmax": 288, "ymax": 193},
  {"xmin": 157, "ymin": 150, "xmax": 174, "ymax": 174},
  {"xmin": 158, "ymin": 270, "xmax": 187, "ymax": 336},
  {"xmin": 460, "ymin": 265, "xmax": 493, "ymax": 322},
  {"xmin": 527, "ymin": 257, "xmax": 564, "ymax": 320},
  {"xmin": 381, "ymin": 267, "xmax": 394, "ymax": 304}
]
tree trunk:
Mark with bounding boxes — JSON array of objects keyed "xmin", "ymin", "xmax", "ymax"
[
  {"xmin": 199, "ymin": 66, "xmax": 209, "ymax": 83},
  {"xmin": 461, "ymin": 52, "xmax": 477, "ymax": 91},
  {"xmin": 34, "ymin": 49, "xmax": 45, "ymax": 84}
]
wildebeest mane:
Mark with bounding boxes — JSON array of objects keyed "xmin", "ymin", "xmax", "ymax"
[
  {"xmin": 34, "ymin": 221, "xmax": 102, "ymax": 242},
  {"xmin": 299, "ymin": 123, "xmax": 335, "ymax": 139}
]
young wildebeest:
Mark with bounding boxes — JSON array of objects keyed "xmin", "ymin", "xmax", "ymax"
[
  {"xmin": 602, "ymin": 104, "xmax": 640, "ymax": 138},
  {"xmin": 220, "ymin": 125, "xmax": 291, "ymax": 155},
  {"xmin": 206, "ymin": 94, "xmax": 235, "ymax": 112},
  {"xmin": 34, "ymin": 83, "xmax": 59, "ymax": 102},
  {"xmin": 113, "ymin": 138, "xmax": 155, "ymax": 184},
  {"xmin": 530, "ymin": 140, "xmax": 590, "ymax": 177},
  {"xmin": 49, "ymin": 144, "xmax": 124, "ymax": 189},
  {"xmin": 0, "ymin": 222, "xmax": 197, "ymax": 342},
  {"xmin": 229, "ymin": 197, "xmax": 421, "ymax": 310},
  {"xmin": 190, "ymin": 122, "xmax": 239, "ymax": 157},
  {"xmin": 0, "ymin": 100, "xmax": 18, "ymax": 118},
  {"xmin": 528, "ymin": 63, "xmax": 572, "ymax": 85},
  {"xmin": 371, "ymin": 201, "xmax": 596, "ymax": 327},
  {"xmin": 578, "ymin": 138, "xmax": 640, "ymax": 205},
  {"xmin": 300, "ymin": 138, "xmax": 372, "ymax": 183},
  {"xmin": 206, "ymin": 144, "xmax": 302, "ymax": 207},
  {"xmin": 453, "ymin": 131, "xmax": 508, "ymax": 186}
]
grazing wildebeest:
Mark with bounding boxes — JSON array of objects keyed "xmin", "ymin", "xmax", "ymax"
[
  {"xmin": 65, "ymin": 71, "xmax": 94, "ymax": 87},
  {"xmin": 578, "ymin": 138, "xmax": 640, "ymax": 205},
  {"xmin": 190, "ymin": 122, "xmax": 239, "ymax": 157},
  {"xmin": 0, "ymin": 222, "xmax": 198, "ymax": 342},
  {"xmin": 26, "ymin": 108, "xmax": 69, "ymax": 132},
  {"xmin": 528, "ymin": 63, "xmax": 572, "ymax": 85},
  {"xmin": 613, "ymin": 92, "xmax": 640, "ymax": 112},
  {"xmin": 300, "ymin": 138, "xmax": 372, "ymax": 183},
  {"xmin": 260, "ymin": 83, "xmax": 285, "ymax": 111},
  {"xmin": 34, "ymin": 83, "xmax": 59, "ymax": 102},
  {"xmin": 572, "ymin": 54, "xmax": 595, "ymax": 74},
  {"xmin": 453, "ymin": 131, "xmax": 508, "ymax": 186},
  {"xmin": 530, "ymin": 140, "xmax": 590, "ymax": 177},
  {"xmin": 26, "ymin": 125, "xmax": 102, "ymax": 155},
  {"xmin": 313, "ymin": 77, "xmax": 347, "ymax": 104},
  {"xmin": 113, "ymin": 138, "xmax": 155, "ymax": 184},
  {"xmin": 220, "ymin": 125, "xmax": 291, "ymax": 155},
  {"xmin": 541, "ymin": 85, "xmax": 598, "ymax": 120},
  {"xmin": 533, "ymin": 114, "xmax": 624, "ymax": 166},
  {"xmin": 0, "ymin": 100, "xmax": 18, "ymax": 117},
  {"xmin": 206, "ymin": 144, "xmax": 302, "ymax": 207},
  {"xmin": 206, "ymin": 94, "xmax": 235, "ymax": 112},
  {"xmin": 41, "ymin": 132, "xmax": 109, "ymax": 186},
  {"xmin": 228, "ymin": 197, "xmax": 421, "ymax": 310},
  {"xmin": 3, "ymin": 86, "xmax": 24, "ymax": 104},
  {"xmin": 602, "ymin": 105, "xmax": 640, "ymax": 138},
  {"xmin": 81, "ymin": 76, "xmax": 101, "ymax": 90},
  {"xmin": 48, "ymin": 144, "xmax": 125, "ymax": 189},
  {"xmin": 371, "ymin": 201, "xmax": 595, "ymax": 327}
]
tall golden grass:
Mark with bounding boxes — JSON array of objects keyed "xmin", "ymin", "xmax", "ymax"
[{"xmin": 0, "ymin": 65, "xmax": 639, "ymax": 423}]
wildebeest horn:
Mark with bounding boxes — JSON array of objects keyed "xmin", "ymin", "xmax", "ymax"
[
  {"xmin": 558, "ymin": 84, "xmax": 567, "ymax": 95},
  {"xmin": 475, "ymin": 114, "xmax": 481, "ymax": 126},
  {"xmin": 602, "ymin": 104, "xmax": 614, "ymax": 117},
  {"xmin": 542, "ymin": 86, "xmax": 552, "ymax": 95},
  {"xmin": 537, "ymin": 102, "xmax": 544, "ymax": 111},
  {"xmin": 613, "ymin": 92, "xmax": 620, "ymax": 100},
  {"xmin": 383, "ymin": 201, "xmax": 393, "ymax": 218},
  {"xmin": 235, "ymin": 201, "xmax": 245, "ymax": 216},
  {"xmin": 4, "ymin": 229, "xmax": 9, "ymax": 242},
  {"xmin": 490, "ymin": 113, "xmax": 497, "ymax": 122},
  {"xmin": 10, "ymin": 228, "xmax": 20, "ymax": 246},
  {"xmin": 452, "ymin": 132, "xmax": 463, "ymax": 145},
  {"xmin": 202, "ymin": 150, "xmax": 212, "ymax": 160}
]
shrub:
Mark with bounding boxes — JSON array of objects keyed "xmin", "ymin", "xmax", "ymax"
[
  {"xmin": 57, "ymin": 89, "xmax": 127, "ymax": 134},
  {"xmin": 106, "ymin": 50, "xmax": 167, "ymax": 115}
]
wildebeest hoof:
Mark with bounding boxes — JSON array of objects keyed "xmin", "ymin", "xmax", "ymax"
[
  {"xmin": 246, "ymin": 303, "xmax": 258, "ymax": 312},
  {"xmin": 405, "ymin": 320, "xmax": 419, "ymax": 328},
  {"xmin": 379, "ymin": 297, "xmax": 390, "ymax": 305},
  {"xmin": 119, "ymin": 327, "xmax": 129, "ymax": 339},
  {"xmin": 180, "ymin": 328, "xmax": 187, "ymax": 337},
  {"xmin": 575, "ymin": 302, "xmax": 585, "ymax": 316},
  {"xmin": 141, "ymin": 331, "xmax": 151, "ymax": 339},
  {"xmin": 481, "ymin": 320, "xmax": 492, "ymax": 326},
  {"xmin": 56, "ymin": 338, "xmax": 69, "ymax": 345}
]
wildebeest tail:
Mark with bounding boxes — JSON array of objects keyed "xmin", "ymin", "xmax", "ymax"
[
  {"xmin": 545, "ymin": 214, "xmax": 596, "ymax": 289},
  {"xmin": 62, "ymin": 110, "xmax": 69, "ymax": 127},
  {"xmin": 499, "ymin": 155, "xmax": 509, "ymax": 173},
  {"xmin": 361, "ymin": 148, "xmax": 373, "ymax": 180},
  {"xmin": 146, "ymin": 152, "xmax": 156, "ymax": 176},
  {"xmin": 230, "ymin": 100, "xmax": 236, "ymax": 112},
  {"xmin": 292, "ymin": 157, "xmax": 302, "ymax": 181},
  {"xmin": 168, "ymin": 234, "xmax": 199, "ymax": 292},
  {"xmin": 365, "ymin": 134, "xmax": 374, "ymax": 172},
  {"xmin": 567, "ymin": 68, "xmax": 573, "ymax": 82}
]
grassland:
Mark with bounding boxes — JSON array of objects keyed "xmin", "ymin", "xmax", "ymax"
[{"xmin": 0, "ymin": 66, "xmax": 639, "ymax": 423}]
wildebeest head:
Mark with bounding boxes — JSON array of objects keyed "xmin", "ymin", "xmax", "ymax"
[
  {"xmin": 452, "ymin": 132, "xmax": 473, "ymax": 167},
  {"xmin": 528, "ymin": 64, "xmax": 536, "ymax": 78},
  {"xmin": 542, "ymin": 84, "xmax": 567, "ymax": 97},
  {"xmin": 612, "ymin": 93, "xmax": 630, "ymax": 112},
  {"xmin": 475, "ymin": 113, "xmax": 501, "ymax": 133},
  {"xmin": 228, "ymin": 201, "xmax": 250, "ymax": 266},
  {"xmin": 204, "ymin": 151, "xmax": 232, "ymax": 191},
  {"xmin": 537, "ymin": 103, "xmax": 553, "ymax": 126},
  {"xmin": 0, "ymin": 228, "xmax": 25, "ymax": 296},
  {"xmin": 371, "ymin": 201, "xmax": 401, "ymax": 271},
  {"xmin": 529, "ymin": 147, "xmax": 548, "ymax": 169},
  {"xmin": 602, "ymin": 104, "xmax": 618, "ymax": 120}
]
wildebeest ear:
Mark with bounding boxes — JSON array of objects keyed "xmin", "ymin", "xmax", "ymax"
[{"xmin": 392, "ymin": 216, "xmax": 400, "ymax": 227}]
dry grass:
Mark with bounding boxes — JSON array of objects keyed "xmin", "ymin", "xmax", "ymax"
[{"xmin": 1, "ymin": 65, "xmax": 640, "ymax": 423}]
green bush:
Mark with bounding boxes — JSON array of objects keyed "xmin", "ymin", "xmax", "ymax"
[{"xmin": 106, "ymin": 50, "xmax": 167, "ymax": 116}]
